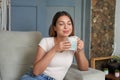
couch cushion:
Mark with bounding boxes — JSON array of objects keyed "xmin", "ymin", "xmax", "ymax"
[
  {"xmin": 0, "ymin": 64, "xmax": 30, "ymax": 80},
  {"xmin": 64, "ymin": 64, "xmax": 105, "ymax": 80},
  {"xmin": 0, "ymin": 31, "xmax": 42, "ymax": 80}
]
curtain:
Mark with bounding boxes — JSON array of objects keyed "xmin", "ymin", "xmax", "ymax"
[{"xmin": 1, "ymin": 0, "xmax": 11, "ymax": 31}]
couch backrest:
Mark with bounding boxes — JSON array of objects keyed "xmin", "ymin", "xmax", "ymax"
[{"xmin": 0, "ymin": 31, "xmax": 42, "ymax": 80}]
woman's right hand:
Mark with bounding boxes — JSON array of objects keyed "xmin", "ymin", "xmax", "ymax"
[{"xmin": 54, "ymin": 41, "xmax": 71, "ymax": 52}]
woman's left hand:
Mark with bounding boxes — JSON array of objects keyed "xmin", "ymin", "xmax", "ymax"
[{"xmin": 77, "ymin": 38, "xmax": 84, "ymax": 52}]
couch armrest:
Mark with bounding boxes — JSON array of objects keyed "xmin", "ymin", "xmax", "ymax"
[{"xmin": 64, "ymin": 64, "xmax": 105, "ymax": 80}]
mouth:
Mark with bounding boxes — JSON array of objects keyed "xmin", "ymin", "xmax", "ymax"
[
  {"xmin": 63, "ymin": 30, "xmax": 69, "ymax": 34},
  {"xmin": 63, "ymin": 30, "xmax": 70, "ymax": 35}
]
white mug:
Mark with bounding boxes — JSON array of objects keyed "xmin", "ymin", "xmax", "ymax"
[{"xmin": 67, "ymin": 36, "xmax": 77, "ymax": 51}]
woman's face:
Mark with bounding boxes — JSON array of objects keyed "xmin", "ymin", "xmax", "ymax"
[{"xmin": 54, "ymin": 15, "xmax": 73, "ymax": 37}]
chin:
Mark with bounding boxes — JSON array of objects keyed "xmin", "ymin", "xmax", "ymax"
[
  {"xmin": 61, "ymin": 33, "xmax": 71, "ymax": 37},
  {"xmin": 63, "ymin": 34, "xmax": 70, "ymax": 37}
]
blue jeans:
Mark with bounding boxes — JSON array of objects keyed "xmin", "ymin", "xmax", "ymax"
[{"xmin": 20, "ymin": 68, "xmax": 55, "ymax": 80}]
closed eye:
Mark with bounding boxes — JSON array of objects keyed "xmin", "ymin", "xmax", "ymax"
[{"xmin": 68, "ymin": 23, "xmax": 72, "ymax": 25}]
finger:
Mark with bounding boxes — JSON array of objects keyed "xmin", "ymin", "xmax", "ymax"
[
  {"xmin": 78, "ymin": 40, "xmax": 84, "ymax": 45},
  {"xmin": 78, "ymin": 43, "xmax": 84, "ymax": 50},
  {"xmin": 63, "ymin": 41, "xmax": 70, "ymax": 44},
  {"xmin": 78, "ymin": 40, "xmax": 84, "ymax": 49},
  {"xmin": 62, "ymin": 44, "xmax": 71, "ymax": 50},
  {"xmin": 63, "ymin": 41, "xmax": 71, "ymax": 46}
]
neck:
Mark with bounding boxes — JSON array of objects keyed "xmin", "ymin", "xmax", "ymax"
[{"xmin": 54, "ymin": 36, "xmax": 68, "ymax": 43}]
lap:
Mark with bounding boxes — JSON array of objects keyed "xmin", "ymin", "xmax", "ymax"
[{"xmin": 20, "ymin": 68, "xmax": 55, "ymax": 80}]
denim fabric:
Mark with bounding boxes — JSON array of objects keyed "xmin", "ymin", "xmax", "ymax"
[{"xmin": 20, "ymin": 68, "xmax": 55, "ymax": 80}]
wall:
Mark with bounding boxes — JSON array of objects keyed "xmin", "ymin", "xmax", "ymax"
[
  {"xmin": 113, "ymin": 0, "xmax": 120, "ymax": 56},
  {"xmin": 91, "ymin": 0, "xmax": 116, "ymax": 57},
  {"xmin": 91, "ymin": 0, "xmax": 116, "ymax": 69}
]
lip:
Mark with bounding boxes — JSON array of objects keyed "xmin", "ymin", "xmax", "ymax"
[{"xmin": 63, "ymin": 30, "xmax": 69, "ymax": 34}]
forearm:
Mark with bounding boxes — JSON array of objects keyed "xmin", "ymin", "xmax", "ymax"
[
  {"xmin": 75, "ymin": 50, "xmax": 89, "ymax": 71},
  {"xmin": 33, "ymin": 47, "xmax": 56, "ymax": 76}
]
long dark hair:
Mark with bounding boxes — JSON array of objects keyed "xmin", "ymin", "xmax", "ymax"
[{"xmin": 49, "ymin": 11, "xmax": 75, "ymax": 37}]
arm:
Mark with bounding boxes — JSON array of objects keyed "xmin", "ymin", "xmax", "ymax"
[
  {"xmin": 33, "ymin": 46, "xmax": 57, "ymax": 76},
  {"xmin": 75, "ymin": 39, "xmax": 89, "ymax": 71},
  {"xmin": 75, "ymin": 50, "xmax": 89, "ymax": 71},
  {"xmin": 33, "ymin": 40, "xmax": 71, "ymax": 76}
]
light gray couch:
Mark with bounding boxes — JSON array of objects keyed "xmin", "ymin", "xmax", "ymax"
[{"xmin": 0, "ymin": 31, "xmax": 105, "ymax": 80}]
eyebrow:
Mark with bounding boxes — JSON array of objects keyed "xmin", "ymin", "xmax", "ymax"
[{"xmin": 57, "ymin": 20, "xmax": 71, "ymax": 23}]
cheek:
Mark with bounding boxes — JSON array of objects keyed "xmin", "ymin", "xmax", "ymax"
[
  {"xmin": 69, "ymin": 27, "xmax": 73, "ymax": 35},
  {"xmin": 69, "ymin": 26, "xmax": 73, "ymax": 32},
  {"xmin": 54, "ymin": 26, "xmax": 62, "ymax": 30},
  {"xmin": 54, "ymin": 27, "xmax": 62, "ymax": 34}
]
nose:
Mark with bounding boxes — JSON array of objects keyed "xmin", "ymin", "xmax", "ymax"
[{"xmin": 64, "ymin": 24, "xmax": 67, "ymax": 29}]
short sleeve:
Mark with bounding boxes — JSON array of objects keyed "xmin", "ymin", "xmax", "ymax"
[{"xmin": 38, "ymin": 38, "xmax": 48, "ymax": 52}]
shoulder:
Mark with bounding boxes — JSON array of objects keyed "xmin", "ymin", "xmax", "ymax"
[
  {"xmin": 41, "ymin": 37, "xmax": 54, "ymax": 41},
  {"xmin": 40, "ymin": 37, "xmax": 54, "ymax": 43},
  {"xmin": 39, "ymin": 37, "xmax": 54, "ymax": 52}
]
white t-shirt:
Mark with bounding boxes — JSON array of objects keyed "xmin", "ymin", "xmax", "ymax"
[{"xmin": 38, "ymin": 37, "xmax": 75, "ymax": 80}]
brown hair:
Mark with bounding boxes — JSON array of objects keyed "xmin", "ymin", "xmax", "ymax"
[{"xmin": 49, "ymin": 11, "xmax": 74, "ymax": 37}]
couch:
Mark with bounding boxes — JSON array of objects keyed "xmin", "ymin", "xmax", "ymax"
[{"xmin": 0, "ymin": 31, "xmax": 105, "ymax": 80}]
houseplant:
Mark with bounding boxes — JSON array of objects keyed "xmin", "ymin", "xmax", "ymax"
[
  {"xmin": 107, "ymin": 55, "xmax": 120, "ymax": 74},
  {"xmin": 112, "ymin": 55, "xmax": 120, "ymax": 63},
  {"xmin": 115, "ymin": 69, "xmax": 120, "ymax": 77}
]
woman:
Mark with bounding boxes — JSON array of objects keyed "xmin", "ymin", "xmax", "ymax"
[{"xmin": 20, "ymin": 11, "xmax": 88, "ymax": 80}]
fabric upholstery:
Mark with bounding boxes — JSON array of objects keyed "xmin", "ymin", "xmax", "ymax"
[
  {"xmin": 0, "ymin": 31, "xmax": 105, "ymax": 80},
  {"xmin": 64, "ymin": 64, "xmax": 105, "ymax": 80},
  {"xmin": 0, "ymin": 31, "xmax": 41, "ymax": 80}
]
